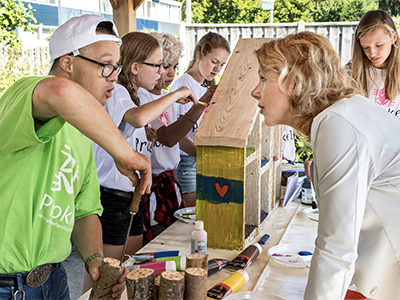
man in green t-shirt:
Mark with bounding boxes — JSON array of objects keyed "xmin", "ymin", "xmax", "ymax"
[{"xmin": 0, "ymin": 14, "xmax": 151, "ymax": 299}]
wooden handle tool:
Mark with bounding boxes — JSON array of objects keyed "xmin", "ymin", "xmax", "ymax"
[{"xmin": 120, "ymin": 187, "xmax": 143, "ymax": 266}]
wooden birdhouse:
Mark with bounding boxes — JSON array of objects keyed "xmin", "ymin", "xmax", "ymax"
[{"xmin": 194, "ymin": 38, "xmax": 282, "ymax": 251}]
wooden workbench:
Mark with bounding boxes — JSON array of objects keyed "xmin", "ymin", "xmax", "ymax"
[{"xmin": 79, "ymin": 198, "xmax": 318, "ymax": 300}]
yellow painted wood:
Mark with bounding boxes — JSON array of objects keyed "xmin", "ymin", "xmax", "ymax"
[
  {"xmin": 197, "ymin": 201, "xmax": 244, "ymax": 250},
  {"xmin": 196, "ymin": 146, "xmax": 244, "ymax": 181},
  {"xmin": 197, "ymin": 146, "xmax": 245, "ymax": 250}
]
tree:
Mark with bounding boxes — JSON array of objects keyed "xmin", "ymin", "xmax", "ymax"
[
  {"xmin": 182, "ymin": 0, "xmax": 270, "ymax": 23},
  {"xmin": 379, "ymin": 0, "xmax": 400, "ymax": 17},
  {"xmin": 0, "ymin": 0, "xmax": 39, "ymax": 97},
  {"xmin": 313, "ymin": 0, "xmax": 377, "ymax": 22},
  {"xmin": 0, "ymin": 0, "xmax": 36, "ymax": 48},
  {"xmin": 273, "ymin": 0, "xmax": 316, "ymax": 23}
]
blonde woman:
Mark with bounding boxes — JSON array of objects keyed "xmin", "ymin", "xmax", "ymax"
[
  {"xmin": 350, "ymin": 9, "xmax": 400, "ymax": 117},
  {"xmin": 252, "ymin": 31, "xmax": 400, "ymax": 299}
]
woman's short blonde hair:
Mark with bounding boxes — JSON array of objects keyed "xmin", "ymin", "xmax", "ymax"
[
  {"xmin": 255, "ymin": 31, "xmax": 357, "ymax": 137},
  {"xmin": 149, "ymin": 32, "xmax": 184, "ymax": 64}
]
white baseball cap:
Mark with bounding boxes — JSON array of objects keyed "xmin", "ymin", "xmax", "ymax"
[{"xmin": 49, "ymin": 14, "xmax": 122, "ymax": 62}]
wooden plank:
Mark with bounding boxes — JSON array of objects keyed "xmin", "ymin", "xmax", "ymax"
[
  {"xmin": 195, "ymin": 38, "xmax": 269, "ymax": 148},
  {"xmin": 133, "ymin": 0, "xmax": 145, "ymax": 10},
  {"xmin": 329, "ymin": 26, "xmax": 340, "ymax": 54},
  {"xmin": 196, "ymin": 146, "xmax": 245, "ymax": 250},
  {"xmin": 341, "ymin": 26, "xmax": 353, "ymax": 66},
  {"xmin": 112, "ymin": 0, "xmax": 138, "ymax": 36}
]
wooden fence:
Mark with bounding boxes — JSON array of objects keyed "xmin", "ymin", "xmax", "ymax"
[
  {"xmin": 0, "ymin": 45, "xmax": 50, "ymax": 75},
  {"xmin": 1, "ymin": 20, "xmax": 358, "ymax": 78},
  {"xmin": 179, "ymin": 20, "xmax": 359, "ymax": 73}
]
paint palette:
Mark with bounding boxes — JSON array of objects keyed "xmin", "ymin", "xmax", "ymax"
[
  {"xmin": 267, "ymin": 244, "xmax": 314, "ymax": 268},
  {"xmin": 303, "ymin": 207, "xmax": 319, "ymax": 221},
  {"xmin": 224, "ymin": 291, "xmax": 286, "ymax": 300},
  {"xmin": 174, "ymin": 207, "xmax": 196, "ymax": 224}
]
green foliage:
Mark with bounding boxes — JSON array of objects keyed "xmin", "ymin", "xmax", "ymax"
[
  {"xmin": 313, "ymin": 0, "xmax": 378, "ymax": 22},
  {"xmin": 273, "ymin": 0, "xmax": 315, "ymax": 23},
  {"xmin": 0, "ymin": 0, "xmax": 42, "ymax": 97},
  {"xmin": 294, "ymin": 135, "xmax": 313, "ymax": 163},
  {"xmin": 181, "ymin": 0, "xmax": 270, "ymax": 23},
  {"xmin": 379, "ymin": 0, "xmax": 400, "ymax": 17},
  {"xmin": 0, "ymin": 0, "xmax": 36, "ymax": 48}
]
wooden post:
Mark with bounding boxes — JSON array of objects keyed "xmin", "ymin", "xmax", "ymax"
[
  {"xmin": 89, "ymin": 258, "xmax": 125, "ymax": 300},
  {"xmin": 159, "ymin": 271, "xmax": 185, "ymax": 300},
  {"xmin": 184, "ymin": 268, "xmax": 207, "ymax": 300},
  {"xmin": 126, "ymin": 268, "xmax": 156, "ymax": 300},
  {"xmin": 186, "ymin": 253, "xmax": 208, "ymax": 270},
  {"xmin": 110, "ymin": 0, "xmax": 145, "ymax": 37}
]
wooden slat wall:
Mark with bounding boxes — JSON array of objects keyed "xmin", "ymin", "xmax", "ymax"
[
  {"xmin": 195, "ymin": 38, "xmax": 268, "ymax": 148},
  {"xmin": 181, "ymin": 21, "xmax": 357, "ymax": 73}
]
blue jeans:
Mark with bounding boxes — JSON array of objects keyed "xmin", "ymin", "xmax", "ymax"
[
  {"xmin": 0, "ymin": 263, "xmax": 70, "ymax": 300},
  {"xmin": 176, "ymin": 155, "xmax": 197, "ymax": 194}
]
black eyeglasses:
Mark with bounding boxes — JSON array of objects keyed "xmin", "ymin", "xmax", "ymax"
[
  {"xmin": 75, "ymin": 54, "xmax": 123, "ymax": 78},
  {"xmin": 141, "ymin": 62, "xmax": 164, "ymax": 73}
]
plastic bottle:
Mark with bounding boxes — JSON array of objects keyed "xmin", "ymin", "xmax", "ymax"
[
  {"xmin": 191, "ymin": 220, "xmax": 207, "ymax": 254},
  {"xmin": 301, "ymin": 177, "xmax": 313, "ymax": 205},
  {"xmin": 206, "ymin": 270, "xmax": 249, "ymax": 299}
]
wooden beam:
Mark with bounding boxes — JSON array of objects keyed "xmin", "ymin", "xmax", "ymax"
[
  {"xmin": 133, "ymin": 0, "xmax": 145, "ymax": 10},
  {"xmin": 111, "ymin": 0, "xmax": 145, "ymax": 37},
  {"xmin": 109, "ymin": 0, "xmax": 119, "ymax": 9}
]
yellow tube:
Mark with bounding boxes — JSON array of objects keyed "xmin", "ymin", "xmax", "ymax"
[{"xmin": 206, "ymin": 270, "xmax": 249, "ymax": 299}]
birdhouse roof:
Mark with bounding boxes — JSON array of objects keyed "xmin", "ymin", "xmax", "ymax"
[{"xmin": 194, "ymin": 38, "xmax": 269, "ymax": 148}]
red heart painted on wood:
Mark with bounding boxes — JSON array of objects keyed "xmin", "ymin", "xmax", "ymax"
[{"xmin": 215, "ymin": 183, "xmax": 228, "ymax": 197}]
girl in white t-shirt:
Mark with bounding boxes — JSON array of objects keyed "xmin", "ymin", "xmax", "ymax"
[
  {"xmin": 350, "ymin": 10, "xmax": 400, "ymax": 118},
  {"xmin": 138, "ymin": 32, "xmax": 217, "ymax": 243},
  {"xmin": 85, "ymin": 32, "xmax": 197, "ymax": 292},
  {"xmin": 170, "ymin": 32, "xmax": 231, "ymax": 207}
]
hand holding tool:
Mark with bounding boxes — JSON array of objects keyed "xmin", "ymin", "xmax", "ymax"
[{"xmin": 120, "ymin": 187, "xmax": 143, "ymax": 266}]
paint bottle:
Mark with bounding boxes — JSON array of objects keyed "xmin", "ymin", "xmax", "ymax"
[
  {"xmin": 301, "ymin": 177, "xmax": 313, "ymax": 205},
  {"xmin": 207, "ymin": 259, "xmax": 230, "ymax": 277},
  {"xmin": 206, "ymin": 270, "xmax": 249, "ymax": 300},
  {"xmin": 223, "ymin": 243, "xmax": 263, "ymax": 273},
  {"xmin": 126, "ymin": 261, "xmax": 176, "ymax": 277},
  {"xmin": 191, "ymin": 220, "xmax": 207, "ymax": 254},
  {"xmin": 152, "ymin": 256, "xmax": 186, "ymax": 271}
]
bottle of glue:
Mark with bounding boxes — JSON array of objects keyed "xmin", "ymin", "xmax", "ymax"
[{"xmin": 191, "ymin": 220, "xmax": 207, "ymax": 254}]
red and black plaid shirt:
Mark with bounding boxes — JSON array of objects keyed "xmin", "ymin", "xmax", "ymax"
[{"xmin": 143, "ymin": 170, "xmax": 184, "ymax": 244}]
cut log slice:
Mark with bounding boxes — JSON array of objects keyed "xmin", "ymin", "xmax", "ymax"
[
  {"xmin": 158, "ymin": 270, "xmax": 185, "ymax": 300},
  {"xmin": 89, "ymin": 257, "xmax": 125, "ymax": 300},
  {"xmin": 184, "ymin": 267, "xmax": 207, "ymax": 300},
  {"xmin": 126, "ymin": 268, "xmax": 155, "ymax": 300},
  {"xmin": 186, "ymin": 253, "xmax": 209, "ymax": 270}
]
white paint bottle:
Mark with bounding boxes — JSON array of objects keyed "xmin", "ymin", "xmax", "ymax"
[{"xmin": 191, "ymin": 220, "xmax": 207, "ymax": 254}]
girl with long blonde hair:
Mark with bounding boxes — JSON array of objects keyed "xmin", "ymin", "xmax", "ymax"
[{"xmin": 350, "ymin": 9, "xmax": 400, "ymax": 117}]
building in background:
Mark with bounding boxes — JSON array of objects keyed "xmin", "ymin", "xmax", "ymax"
[{"xmin": 19, "ymin": 0, "xmax": 182, "ymax": 49}]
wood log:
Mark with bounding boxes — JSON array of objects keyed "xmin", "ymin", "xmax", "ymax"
[
  {"xmin": 186, "ymin": 253, "xmax": 209, "ymax": 270},
  {"xmin": 89, "ymin": 257, "xmax": 125, "ymax": 300},
  {"xmin": 184, "ymin": 267, "xmax": 207, "ymax": 300},
  {"xmin": 126, "ymin": 268, "xmax": 155, "ymax": 300},
  {"xmin": 158, "ymin": 270, "xmax": 185, "ymax": 300},
  {"xmin": 155, "ymin": 275, "xmax": 160, "ymax": 299}
]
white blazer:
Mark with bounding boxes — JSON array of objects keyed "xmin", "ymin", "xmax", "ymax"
[{"xmin": 304, "ymin": 95, "xmax": 400, "ymax": 300}]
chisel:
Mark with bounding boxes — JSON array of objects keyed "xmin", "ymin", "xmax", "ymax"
[{"xmin": 119, "ymin": 187, "xmax": 143, "ymax": 266}]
